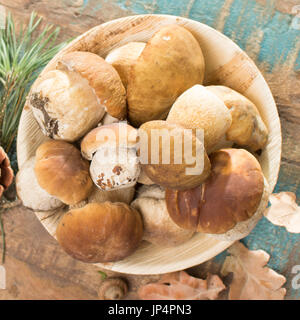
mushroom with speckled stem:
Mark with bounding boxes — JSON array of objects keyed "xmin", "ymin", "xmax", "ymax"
[
  {"xmin": 81, "ymin": 122, "xmax": 140, "ymax": 191},
  {"xmin": 28, "ymin": 51, "xmax": 126, "ymax": 142}
]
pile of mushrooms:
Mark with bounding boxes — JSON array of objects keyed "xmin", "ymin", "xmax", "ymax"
[{"xmin": 16, "ymin": 24, "xmax": 270, "ymax": 263}]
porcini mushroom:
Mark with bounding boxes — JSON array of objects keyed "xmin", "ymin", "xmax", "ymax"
[
  {"xmin": 57, "ymin": 51, "xmax": 127, "ymax": 120},
  {"xmin": 127, "ymin": 24, "xmax": 205, "ymax": 126},
  {"xmin": 35, "ymin": 140, "xmax": 93, "ymax": 205},
  {"xmin": 81, "ymin": 123, "xmax": 140, "ymax": 191},
  {"xmin": 16, "ymin": 157, "xmax": 64, "ymax": 211},
  {"xmin": 105, "ymin": 42, "xmax": 146, "ymax": 88},
  {"xmin": 132, "ymin": 185, "xmax": 194, "ymax": 246},
  {"xmin": 138, "ymin": 120, "xmax": 210, "ymax": 190},
  {"xmin": 0, "ymin": 147, "xmax": 14, "ymax": 198},
  {"xmin": 166, "ymin": 148, "xmax": 269, "ymax": 241},
  {"xmin": 206, "ymin": 85, "xmax": 269, "ymax": 152},
  {"xmin": 167, "ymin": 85, "xmax": 232, "ymax": 153},
  {"xmin": 29, "ymin": 51, "xmax": 126, "ymax": 141},
  {"xmin": 56, "ymin": 202, "xmax": 143, "ymax": 263}
]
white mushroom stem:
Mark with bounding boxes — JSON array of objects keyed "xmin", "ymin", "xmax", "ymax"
[
  {"xmin": 90, "ymin": 147, "xmax": 140, "ymax": 191},
  {"xmin": 132, "ymin": 185, "xmax": 194, "ymax": 247},
  {"xmin": 16, "ymin": 157, "xmax": 64, "ymax": 211}
]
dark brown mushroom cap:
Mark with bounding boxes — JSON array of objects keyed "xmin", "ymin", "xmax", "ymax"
[
  {"xmin": 56, "ymin": 202, "xmax": 143, "ymax": 263},
  {"xmin": 35, "ymin": 140, "xmax": 93, "ymax": 205},
  {"xmin": 166, "ymin": 148, "xmax": 264, "ymax": 234},
  {"xmin": 0, "ymin": 147, "xmax": 14, "ymax": 198}
]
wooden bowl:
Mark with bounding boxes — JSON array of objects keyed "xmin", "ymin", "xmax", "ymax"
[{"xmin": 17, "ymin": 14, "xmax": 281, "ymax": 275}]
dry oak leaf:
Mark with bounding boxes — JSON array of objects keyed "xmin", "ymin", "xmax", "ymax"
[
  {"xmin": 138, "ymin": 271, "xmax": 225, "ymax": 300},
  {"xmin": 264, "ymin": 192, "xmax": 300, "ymax": 233},
  {"xmin": 221, "ymin": 242, "xmax": 286, "ymax": 300}
]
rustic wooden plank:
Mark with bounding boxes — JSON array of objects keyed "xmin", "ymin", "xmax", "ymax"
[{"xmin": 0, "ymin": 0, "xmax": 132, "ymax": 41}]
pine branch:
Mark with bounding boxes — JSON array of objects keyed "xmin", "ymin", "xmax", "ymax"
[
  {"xmin": 0, "ymin": 11, "xmax": 68, "ymax": 153},
  {"xmin": 0, "ymin": 11, "xmax": 68, "ymax": 264}
]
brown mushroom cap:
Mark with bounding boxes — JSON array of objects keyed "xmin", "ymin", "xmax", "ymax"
[
  {"xmin": 206, "ymin": 85, "xmax": 268, "ymax": 152},
  {"xmin": 0, "ymin": 147, "xmax": 14, "ymax": 198},
  {"xmin": 166, "ymin": 85, "xmax": 232, "ymax": 153},
  {"xmin": 209, "ymin": 179, "xmax": 269, "ymax": 241},
  {"xmin": 105, "ymin": 42, "xmax": 146, "ymax": 88},
  {"xmin": 127, "ymin": 24, "xmax": 205, "ymax": 127},
  {"xmin": 81, "ymin": 123, "xmax": 138, "ymax": 160},
  {"xmin": 166, "ymin": 148, "xmax": 265, "ymax": 234},
  {"xmin": 138, "ymin": 120, "xmax": 211, "ymax": 190},
  {"xmin": 57, "ymin": 51, "xmax": 126, "ymax": 119},
  {"xmin": 56, "ymin": 202, "xmax": 143, "ymax": 263},
  {"xmin": 35, "ymin": 140, "xmax": 93, "ymax": 205}
]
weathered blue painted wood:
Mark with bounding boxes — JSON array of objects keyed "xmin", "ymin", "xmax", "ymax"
[{"xmin": 117, "ymin": 0, "xmax": 300, "ymax": 71}]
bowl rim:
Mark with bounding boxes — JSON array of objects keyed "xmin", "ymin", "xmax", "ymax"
[{"xmin": 17, "ymin": 14, "xmax": 282, "ymax": 275}]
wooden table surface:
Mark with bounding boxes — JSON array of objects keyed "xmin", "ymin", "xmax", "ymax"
[{"xmin": 0, "ymin": 0, "xmax": 299, "ymax": 300}]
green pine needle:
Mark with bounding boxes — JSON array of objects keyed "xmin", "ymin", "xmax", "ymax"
[
  {"xmin": 0, "ymin": 11, "xmax": 68, "ymax": 263},
  {"xmin": 98, "ymin": 270, "xmax": 108, "ymax": 280},
  {"xmin": 0, "ymin": 11, "xmax": 67, "ymax": 152}
]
